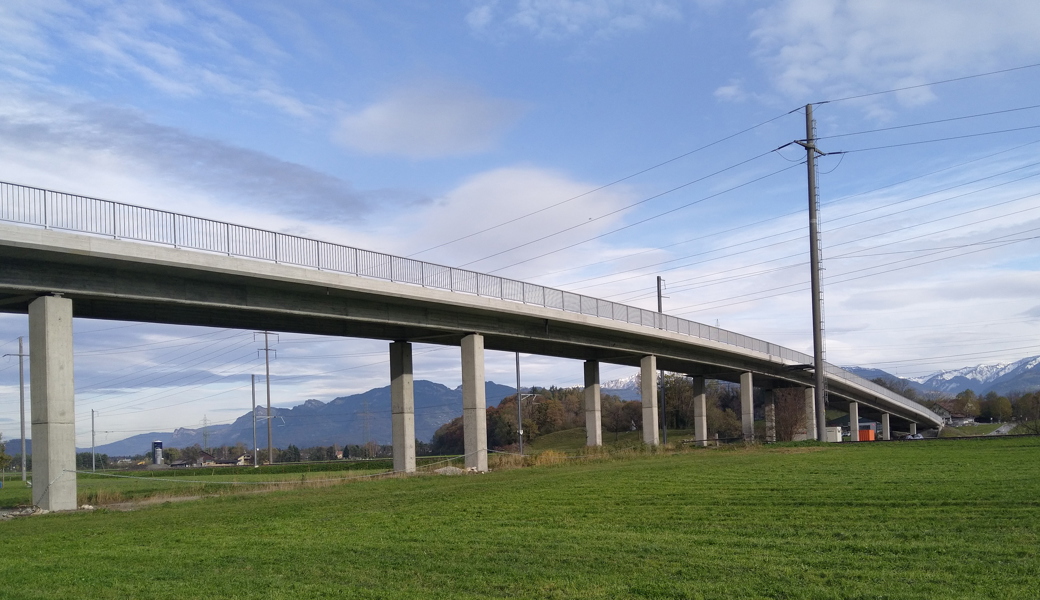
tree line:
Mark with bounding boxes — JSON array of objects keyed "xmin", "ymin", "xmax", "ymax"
[{"xmin": 429, "ymin": 376, "xmax": 808, "ymax": 455}]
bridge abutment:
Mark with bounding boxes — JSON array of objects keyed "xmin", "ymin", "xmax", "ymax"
[
  {"xmin": 29, "ymin": 295, "xmax": 77, "ymax": 511},
  {"xmin": 640, "ymin": 356, "xmax": 659, "ymax": 445},
  {"xmin": 462, "ymin": 334, "xmax": 488, "ymax": 472},
  {"xmin": 390, "ymin": 341, "xmax": 416, "ymax": 474},
  {"xmin": 740, "ymin": 372, "xmax": 754, "ymax": 442},
  {"xmin": 584, "ymin": 360, "xmax": 602, "ymax": 447}
]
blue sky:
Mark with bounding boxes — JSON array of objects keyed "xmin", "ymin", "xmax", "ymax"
[{"xmin": 2, "ymin": 0, "xmax": 1040, "ymax": 447}]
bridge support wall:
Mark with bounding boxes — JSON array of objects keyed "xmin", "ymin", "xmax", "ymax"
[
  {"xmin": 764, "ymin": 389, "xmax": 776, "ymax": 443},
  {"xmin": 692, "ymin": 377, "xmax": 707, "ymax": 447},
  {"xmin": 640, "ymin": 356, "xmax": 659, "ymax": 445},
  {"xmin": 390, "ymin": 341, "xmax": 415, "ymax": 474},
  {"xmin": 849, "ymin": 401, "xmax": 859, "ymax": 442},
  {"xmin": 584, "ymin": 360, "xmax": 602, "ymax": 447},
  {"xmin": 909, "ymin": 422, "xmax": 917, "ymax": 436},
  {"xmin": 740, "ymin": 372, "xmax": 754, "ymax": 442},
  {"xmin": 462, "ymin": 334, "xmax": 488, "ymax": 472},
  {"xmin": 881, "ymin": 413, "xmax": 891, "ymax": 441},
  {"xmin": 29, "ymin": 295, "xmax": 77, "ymax": 511},
  {"xmin": 805, "ymin": 387, "xmax": 817, "ymax": 440}
]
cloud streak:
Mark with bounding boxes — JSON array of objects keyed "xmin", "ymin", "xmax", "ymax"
[{"xmin": 751, "ymin": 0, "xmax": 1040, "ymax": 103}]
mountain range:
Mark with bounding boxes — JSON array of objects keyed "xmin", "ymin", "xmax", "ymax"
[
  {"xmin": 846, "ymin": 355, "xmax": 1040, "ymax": 397},
  {"xmin": 73, "ymin": 380, "xmax": 518, "ymax": 457}
]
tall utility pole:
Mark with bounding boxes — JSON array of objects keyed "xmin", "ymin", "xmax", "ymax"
[
  {"xmin": 251, "ymin": 374, "xmax": 258, "ymax": 468},
  {"xmin": 263, "ymin": 331, "xmax": 274, "ymax": 465},
  {"xmin": 91, "ymin": 409, "xmax": 96, "ymax": 472},
  {"xmin": 4, "ymin": 338, "xmax": 28, "ymax": 482},
  {"xmin": 796, "ymin": 104, "xmax": 829, "ymax": 440},
  {"xmin": 657, "ymin": 276, "xmax": 667, "ymax": 445},
  {"xmin": 515, "ymin": 352, "xmax": 523, "ymax": 455}
]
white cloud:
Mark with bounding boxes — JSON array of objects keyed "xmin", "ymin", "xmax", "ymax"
[
  {"xmin": 714, "ymin": 79, "xmax": 748, "ymax": 102},
  {"xmin": 396, "ymin": 166, "xmax": 634, "ymax": 270},
  {"xmin": 751, "ymin": 0, "xmax": 1040, "ymax": 102},
  {"xmin": 467, "ymin": 0, "xmax": 684, "ymax": 39},
  {"xmin": 334, "ymin": 81, "xmax": 526, "ymax": 159},
  {"xmin": 0, "ymin": 90, "xmax": 383, "ymax": 228},
  {"xmin": 0, "ymin": 0, "xmax": 313, "ymax": 117}
]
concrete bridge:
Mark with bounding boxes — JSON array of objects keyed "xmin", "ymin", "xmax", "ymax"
[{"xmin": 0, "ymin": 181, "xmax": 942, "ymax": 510}]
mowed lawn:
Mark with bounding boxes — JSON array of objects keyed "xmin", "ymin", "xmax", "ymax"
[{"xmin": 2, "ymin": 438, "xmax": 1039, "ymax": 599}]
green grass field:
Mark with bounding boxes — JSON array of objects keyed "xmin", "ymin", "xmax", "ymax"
[
  {"xmin": 937, "ymin": 423, "xmax": 1003, "ymax": 437},
  {"xmin": 2, "ymin": 437, "xmax": 1039, "ymax": 599},
  {"xmin": 0, "ymin": 459, "xmax": 456, "ymax": 508}
]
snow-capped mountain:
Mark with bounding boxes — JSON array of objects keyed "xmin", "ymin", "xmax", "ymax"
[
  {"xmin": 847, "ymin": 356, "xmax": 1040, "ymax": 396},
  {"xmin": 602, "ymin": 373, "xmax": 641, "ymax": 401}
]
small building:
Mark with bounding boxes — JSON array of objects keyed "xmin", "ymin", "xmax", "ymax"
[{"xmin": 933, "ymin": 401, "xmax": 975, "ymax": 427}]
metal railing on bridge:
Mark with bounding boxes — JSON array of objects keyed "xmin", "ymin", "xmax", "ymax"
[{"xmin": 0, "ymin": 180, "xmax": 921, "ymax": 413}]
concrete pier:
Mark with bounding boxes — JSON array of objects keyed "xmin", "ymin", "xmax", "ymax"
[
  {"xmin": 881, "ymin": 413, "xmax": 891, "ymax": 441},
  {"xmin": 584, "ymin": 360, "xmax": 602, "ymax": 447},
  {"xmin": 461, "ymin": 334, "xmax": 488, "ymax": 472},
  {"xmin": 849, "ymin": 401, "xmax": 859, "ymax": 442},
  {"xmin": 29, "ymin": 295, "xmax": 77, "ymax": 511},
  {"xmin": 764, "ymin": 389, "xmax": 776, "ymax": 443},
  {"xmin": 740, "ymin": 372, "xmax": 754, "ymax": 442},
  {"xmin": 640, "ymin": 356, "xmax": 659, "ymax": 445},
  {"xmin": 692, "ymin": 376, "xmax": 707, "ymax": 447},
  {"xmin": 390, "ymin": 341, "xmax": 415, "ymax": 473},
  {"xmin": 909, "ymin": 422, "xmax": 917, "ymax": 436},
  {"xmin": 804, "ymin": 387, "xmax": 817, "ymax": 440}
]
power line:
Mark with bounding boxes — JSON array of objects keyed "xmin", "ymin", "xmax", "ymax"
[
  {"xmin": 538, "ymin": 143, "xmax": 1040, "ymax": 292},
  {"xmin": 817, "ymin": 104, "xmax": 1040, "ymax": 140},
  {"xmin": 602, "ymin": 164, "xmax": 1040, "ymax": 299},
  {"xmin": 407, "ymin": 110, "xmax": 797, "ymax": 258},
  {"xmin": 816, "ymin": 62, "xmax": 1040, "ymax": 104},
  {"xmin": 458, "ymin": 150, "xmax": 783, "ymax": 269},
  {"xmin": 841, "ymin": 125, "xmax": 1040, "ymax": 154},
  {"xmin": 484, "ymin": 163, "xmax": 804, "ymax": 274}
]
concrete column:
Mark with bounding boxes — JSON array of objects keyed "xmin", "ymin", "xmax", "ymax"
[
  {"xmin": 692, "ymin": 377, "xmax": 707, "ymax": 447},
  {"xmin": 804, "ymin": 387, "xmax": 817, "ymax": 441},
  {"xmin": 764, "ymin": 389, "xmax": 776, "ymax": 443},
  {"xmin": 640, "ymin": 356, "xmax": 659, "ymax": 445},
  {"xmin": 390, "ymin": 341, "xmax": 415, "ymax": 474},
  {"xmin": 848, "ymin": 401, "xmax": 859, "ymax": 442},
  {"xmin": 881, "ymin": 413, "xmax": 891, "ymax": 441},
  {"xmin": 29, "ymin": 296, "xmax": 77, "ymax": 511},
  {"xmin": 461, "ymin": 334, "xmax": 488, "ymax": 472},
  {"xmin": 909, "ymin": 422, "xmax": 917, "ymax": 436},
  {"xmin": 584, "ymin": 360, "xmax": 602, "ymax": 447},
  {"xmin": 740, "ymin": 372, "xmax": 754, "ymax": 442}
]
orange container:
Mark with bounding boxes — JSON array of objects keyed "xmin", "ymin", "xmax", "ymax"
[{"xmin": 857, "ymin": 429, "xmax": 875, "ymax": 441}]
